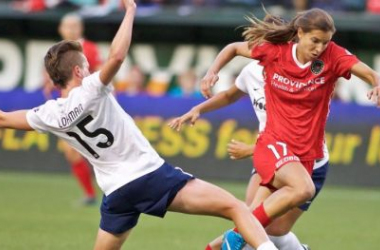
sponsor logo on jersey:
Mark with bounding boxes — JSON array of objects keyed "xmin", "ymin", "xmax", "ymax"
[
  {"xmin": 253, "ymin": 97, "xmax": 266, "ymax": 111},
  {"xmin": 271, "ymin": 73, "xmax": 325, "ymax": 92},
  {"xmin": 311, "ymin": 60, "xmax": 324, "ymax": 75},
  {"xmin": 275, "ymin": 155, "xmax": 300, "ymax": 168}
]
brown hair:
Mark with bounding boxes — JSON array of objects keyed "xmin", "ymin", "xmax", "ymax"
[
  {"xmin": 44, "ymin": 40, "xmax": 84, "ymax": 88},
  {"xmin": 243, "ymin": 8, "xmax": 336, "ymax": 48}
]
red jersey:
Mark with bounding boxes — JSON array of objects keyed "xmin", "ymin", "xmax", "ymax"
[
  {"xmin": 81, "ymin": 39, "xmax": 102, "ymax": 73},
  {"xmin": 251, "ymin": 41, "xmax": 359, "ymax": 160}
]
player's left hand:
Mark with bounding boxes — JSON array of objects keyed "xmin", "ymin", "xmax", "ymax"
[
  {"xmin": 168, "ymin": 108, "xmax": 200, "ymax": 132},
  {"xmin": 367, "ymin": 85, "xmax": 380, "ymax": 107},
  {"xmin": 200, "ymin": 72, "xmax": 219, "ymax": 99},
  {"xmin": 227, "ymin": 139, "xmax": 254, "ymax": 160}
]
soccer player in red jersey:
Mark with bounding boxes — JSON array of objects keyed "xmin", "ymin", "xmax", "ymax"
[
  {"xmin": 43, "ymin": 13, "xmax": 102, "ymax": 205},
  {"xmin": 198, "ymin": 8, "xmax": 380, "ymax": 249},
  {"xmin": 170, "ymin": 59, "xmax": 327, "ymax": 250}
]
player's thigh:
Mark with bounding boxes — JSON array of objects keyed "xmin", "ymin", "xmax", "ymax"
[
  {"xmin": 254, "ymin": 134, "xmax": 312, "ymax": 188},
  {"xmin": 265, "ymin": 207, "xmax": 303, "ymax": 236},
  {"xmin": 245, "ymin": 173, "xmax": 261, "ymax": 205},
  {"xmin": 93, "ymin": 228, "xmax": 132, "ymax": 250},
  {"xmin": 272, "ymin": 161, "xmax": 314, "ymax": 192},
  {"xmin": 168, "ymin": 179, "xmax": 243, "ymax": 218}
]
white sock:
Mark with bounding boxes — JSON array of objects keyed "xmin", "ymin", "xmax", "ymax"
[
  {"xmin": 256, "ymin": 241, "xmax": 278, "ymax": 250},
  {"xmin": 242, "ymin": 232, "xmax": 303, "ymax": 250},
  {"xmin": 242, "ymin": 244, "xmax": 254, "ymax": 250},
  {"xmin": 269, "ymin": 232, "xmax": 304, "ymax": 250}
]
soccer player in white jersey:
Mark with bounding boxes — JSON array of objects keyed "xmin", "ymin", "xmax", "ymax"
[
  {"xmin": 0, "ymin": 1, "xmax": 279, "ymax": 250},
  {"xmin": 169, "ymin": 60, "xmax": 329, "ymax": 250}
]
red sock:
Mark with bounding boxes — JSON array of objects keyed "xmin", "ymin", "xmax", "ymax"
[
  {"xmin": 205, "ymin": 244, "xmax": 212, "ymax": 250},
  {"xmin": 233, "ymin": 203, "xmax": 271, "ymax": 233},
  {"xmin": 71, "ymin": 159, "xmax": 96, "ymax": 198},
  {"xmin": 252, "ymin": 203, "xmax": 271, "ymax": 228}
]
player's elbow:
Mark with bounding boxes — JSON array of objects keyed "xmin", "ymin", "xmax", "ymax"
[
  {"xmin": 222, "ymin": 91, "xmax": 238, "ymax": 104},
  {"xmin": 108, "ymin": 53, "xmax": 125, "ymax": 66}
]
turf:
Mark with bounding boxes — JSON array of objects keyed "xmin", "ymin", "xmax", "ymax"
[{"xmin": 0, "ymin": 171, "xmax": 379, "ymax": 249}]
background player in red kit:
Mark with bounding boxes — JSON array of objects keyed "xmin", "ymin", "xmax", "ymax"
[
  {"xmin": 43, "ymin": 13, "xmax": 102, "ymax": 205},
  {"xmin": 198, "ymin": 8, "xmax": 380, "ymax": 249}
]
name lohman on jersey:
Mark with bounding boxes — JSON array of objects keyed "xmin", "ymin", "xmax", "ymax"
[{"xmin": 34, "ymin": 103, "xmax": 85, "ymax": 128}]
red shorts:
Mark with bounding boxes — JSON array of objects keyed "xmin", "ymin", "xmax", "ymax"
[{"xmin": 253, "ymin": 133, "xmax": 314, "ymax": 185}]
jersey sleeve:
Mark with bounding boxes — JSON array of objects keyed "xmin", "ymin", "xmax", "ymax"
[
  {"xmin": 81, "ymin": 71, "xmax": 114, "ymax": 97},
  {"xmin": 235, "ymin": 66, "xmax": 249, "ymax": 93},
  {"xmin": 251, "ymin": 42, "xmax": 279, "ymax": 66},
  {"xmin": 330, "ymin": 43, "xmax": 359, "ymax": 80},
  {"xmin": 26, "ymin": 105, "xmax": 51, "ymax": 133},
  {"xmin": 235, "ymin": 61, "xmax": 264, "ymax": 94}
]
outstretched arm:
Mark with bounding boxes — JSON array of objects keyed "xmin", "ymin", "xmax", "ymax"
[
  {"xmin": 201, "ymin": 42, "xmax": 251, "ymax": 99},
  {"xmin": 99, "ymin": 0, "xmax": 136, "ymax": 85},
  {"xmin": 0, "ymin": 110, "xmax": 33, "ymax": 130},
  {"xmin": 168, "ymin": 86, "xmax": 245, "ymax": 131},
  {"xmin": 351, "ymin": 62, "xmax": 380, "ymax": 106},
  {"xmin": 195, "ymin": 85, "xmax": 245, "ymax": 114}
]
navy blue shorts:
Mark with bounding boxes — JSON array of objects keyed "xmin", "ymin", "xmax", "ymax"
[
  {"xmin": 251, "ymin": 161, "xmax": 329, "ymax": 211},
  {"xmin": 298, "ymin": 161, "xmax": 329, "ymax": 211},
  {"xmin": 100, "ymin": 162, "xmax": 194, "ymax": 234}
]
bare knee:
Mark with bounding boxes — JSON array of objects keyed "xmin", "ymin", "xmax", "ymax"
[
  {"xmin": 290, "ymin": 183, "xmax": 315, "ymax": 207},
  {"xmin": 94, "ymin": 244, "xmax": 122, "ymax": 250},
  {"xmin": 221, "ymin": 198, "xmax": 248, "ymax": 219},
  {"xmin": 93, "ymin": 229, "xmax": 130, "ymax": 250}
]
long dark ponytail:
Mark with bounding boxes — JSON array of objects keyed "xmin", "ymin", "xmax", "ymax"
[{"xmin": 243, "ymin": 8, "xmax": 336, "ymax": 48}]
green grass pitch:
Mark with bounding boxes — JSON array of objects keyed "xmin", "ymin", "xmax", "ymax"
[{"xmin": 0, "ymin": 171, "xmax": 379, "ymax": 249}]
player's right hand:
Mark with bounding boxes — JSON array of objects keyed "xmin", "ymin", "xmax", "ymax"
[
  {"xmin": 200, "ymin": 72, "xmax": 219, "ymax": 99},
  {"xmin": 123, "ymin": 0, "xmax": 136, "ymax": 9},
  {"xmin": 227, "ymin": 139, "xmax": 254, "ymax": 160},
  {"xmin": 168, "ymin": 108, "xmax": 200, "ymax": 132}
]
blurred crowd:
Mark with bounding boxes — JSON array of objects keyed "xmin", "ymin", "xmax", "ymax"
[
  {"xmin": 7, "ymin": 0, "xmax": 380, "ymax": 14},
  {"xmin": 114, "ymin": 66, "xmax": 204, "ymax": 99},
  {"xmin": 112, "ymin": 64, "xmax": 374, "ymax": 106},
  {"xmin": 6, "ymin": 0, "xmax": 377, "ymax": 105}
]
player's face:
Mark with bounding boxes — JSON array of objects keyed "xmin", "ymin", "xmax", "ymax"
[
  {"xmin": 297, "ymin": 29, "xmax": 333, "ymax": 63},
  {"xmin": 59, "ymin": 17, "xmax": 83, "ymax": 41}
]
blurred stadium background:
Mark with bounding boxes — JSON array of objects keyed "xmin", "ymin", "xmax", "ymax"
[{"xmin": 1, "ymin": 0, "xmax": 380, "ymax": 249}]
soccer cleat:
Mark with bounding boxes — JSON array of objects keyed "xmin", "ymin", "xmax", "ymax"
[
  {"xmin": 302, "ymin": 244, "xmax": 310, "ymax": 250},
  {"xmin": 221, "ymin": 229, "xmax": 246, "ymax": 250}
]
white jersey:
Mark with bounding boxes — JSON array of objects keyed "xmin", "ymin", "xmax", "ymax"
[
  {"xmin": 235, "ymin": 61, "xmax": 267, "ymax": 132},
  {"xmin": 236, "ymin": 61, "xmax": 329, "ymax": 169},
  {"xmin": 26, "ymin": 72, "xmax": 164, "ymax": 195}
]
